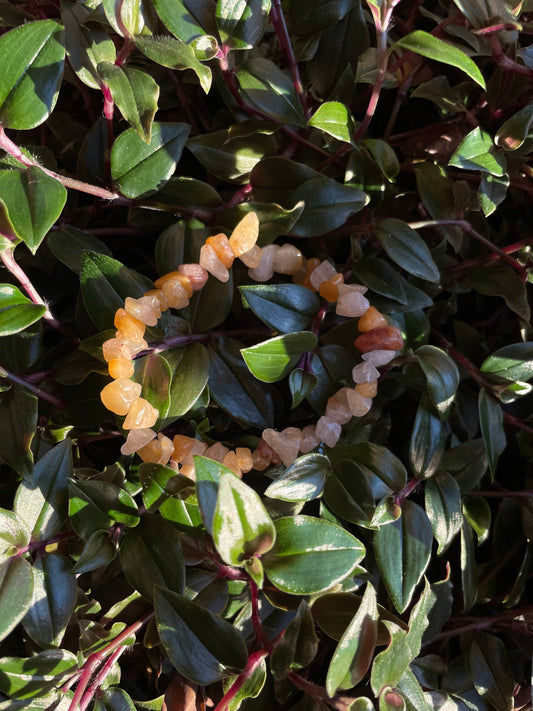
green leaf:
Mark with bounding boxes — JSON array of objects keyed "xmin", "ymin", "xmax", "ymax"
[
  {"xmin": 241, "ymin": 331, "xmax": 317, "ymax": 383},
  {"xmin": 470, "ymin": 264, "xmax": 530, "ymax": 323},
  {"xmin": 222, "ymin": 658, "xmax": 267, "ymax": 711},
  {"xmin": 495, "ymin": 100, "xmax": 533, "ymax": 150},
  {"xmin": 135, "ymin": 35, "xmax": 211, "ymax": 93},
  {"xmin": 409, "ymin": 394, "xmax": 446, "ymax": 479},
  {"xmin": 326, "ymin": 582, "xmax": 378, "ymax": 695},
  {"xmin": 374, "ymin": 500, "xmax": 433, "ymax": 613},
  {"xmin": 155, "ymin": 587, "xmax": 248, "ymax": 685},
  {"xmin": 351, "ymin": 257, "xmax": 407, "ymax": 305},
  {"xmin": 461, "ymin": 519, "xmax": 477, "ymax": 611},
  {"xmin": 102, "ymin": 0, "xmax": 154, "ymax": 37},
  {"xmin": 162, "ymin": 344, "xmax": 210, "ymax": 422},
  {"xmin": 72, "ymin": 530, "xmax": 117, "ymax": 574},
  {"xmin": 0, "ymin": 649, "xmax": 77, "ymax": 700},
  {"xmin": 98, "ymin": 63, "xmax": 158, "ymax": 143},
  {"xmin": 0, "ymin": 557, "xmax": 34, "ymax": 643},
  {"xmin": 289, "ymin": 368, "xmax": 318, "ymax": 408},
  {"xmin": 480, "ymin": 342, "xmax": 533, "ymax": 382},
  {"xmin": 333, "ymin": 442, "xmax": 408, "ymax": 498},
  {"xmin": 374, "ymin": 219, "xmax": 440, "ymax": 282},
  {"xmin": 187, "ymin": 130, "xmax": 276, "ymax": 182},
  {"xmin": 152, "ymin": 0, "xmax": 208, "ymax": 44},
  {"xmin": 478, "ymin": 388, "xmax": 506, "ymax": 479},
  {"xmin": 363, "ymin": 139, "xmax": 399, "ymax": 181},
  {"xmin": 111, "ymin": 122, "xmax": 191, "ymax": 198},
  {"xmin": 397, "ymin": 671, "xmax": 430, "ymax": 711},
  {"xmin": 467, "ymin": 634, "xmax": 514, "ymax": 711},
  {"xmin": 209, "ymin": 338, "xmax": 274, "ymax": 429},
  {"xmin": 119, "ymin": 514, "xmax": 185, "ymax": 601},
  {"xmin": 0, "ymin": 167, "xmax": 67, "ymax": 253},
  {"xmin": 271, "ymin": 601, "xmax": 318, "ymax": 679},
  {"xmin": 194, "ymin": 455, "xmax": 231, "ymax": 533},
  {"xmin": 370, "ymin": 622, "xmax": 412, "ymax": 696},
  {"xmin": 239, "ymin": 284, "xmax": 320, "ymax": 334},
  {"xmin": 0, "ymin": 284, "xmax": 45, "ymax": 335},
  {"xmin": 264, "ymin": 453, "xmax": 330, "ymax": 502},
  {"xmin": 308, "ymin": 102, "xmax": 355, "ymax": 143},
  {"xmin": 0, "ymin": 20, "xmax": 65, "ymax": 129},
  {"xmin": 478, "ymin": 172, "xmax": 509, "ymax": 216},
  {"xmin": 80, "ymin": 251, "xmax": 154, "ymax": 331},
  {"xmin": 0, "ymin": 385, "xmax": 37, "ymax": 479},
  {"xmin": 14, "ymin": 439, "xmax": 72, "ymax": 539},
  {"xmin": 287, "ymin": 0, "xmax": 354, "ymax": 36},
  {"xmin": 288, "ymin": 178, "xmax": 368, "ymax": 237},
  {"xmin": 324, "ymin": 459, "xmax": 376, "ymax": 528},
  {"xmin": 212, "ymin": 472, "xmax": 276, "ymax": 568},
  {"xmin": 22, "ymin": 553, "xmax": 76, "ymax": 648},
  {"xmin": 133, "ymin": 352, "xmax": 171, "ymax": 421},
  {"xmin": 68, "ymin": 479, "xmax": 139, "ymax": 539},
  {"xmin": 462, "ymin": 496, "xmax": 491, "ymax": 546},
  {"xmin": 425, "ymin": 471, "xmax": 462, "ymax": 554},
  {"xmin": 449, "ymin": 128, "xmax": 505, "ymax": 176},
  {"xmin": 415, "ymin": 345, "xmax": 460, "ymax": 419},
  {"xmin": 97, "ymin": 688, "xmax": 137, "ymax": 711},
  {"xmin": 235, "ymin": 57, "xmax": 306, "ymax": 126},
  {"xmin": 393, "ymin": 30, "xmax": 486, "ymax": 89},
  {"xmin": 263, "ymin": 515, "xmax": 365, "ymax": 595},
  {"xmin": 47, "ymin": 225, "xmax": 113, "ymax": 275},
  {"xmin": 0, "ymin": 508, "xmax": 30, "ymax": 554},
  {"xmin": 216, "ymin": 0, "xmax": 271, "ymax": 50},
  {"xmin": 139, "ymin": 463, "xmax": 194, "ymax": 513}
]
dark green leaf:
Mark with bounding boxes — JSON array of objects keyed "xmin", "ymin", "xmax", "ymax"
[
  {"xmin": 265, "ymin": 454, "xmax": 330, "ymax": 502},
  {"xmin": 0, "ymin": 508, "xmax": 30, "ymax": 553},
  {"xmin": 397, "ymin": 670, "xmax": 431, "ymax": 711},
  {"xmin": 97, "ymin": 688, "xmax": 137, "ymax": 711},
  {"xmin": 463, "ymin": 496, "xmax": 491, "ymax": 546},
  {"xmin": 374, "ymin": 219, "xmax": 440, "ymax": 282},
  {"xmin": 409, "ymin": 394, "xmax": 446, "ymax": 479},
  {"xmin": 271, "ymin": 601, "xmax": 318, "ymax": 679},
  {"xmin": 102, "ymin": 0, "xmax": 154, "ymax": 37},
  {"xmin": 0, "ymin": 20, "xmax": 65, "ymax": 129},
  {"xmin": 370, "ymin": 622, "xmax": 412, "ymax": 696},
  {"xmin": 308, "ymin": 102, "xmax": 355, "ymax": 143},
  {"xmin": 162, "ymin": 344, "xmax": 210, "ymax": 422},
  {"xmin": 289, "ymin": 368, "xmax": 318, "ymax": 408},
  {"xmin": 374, "ymin": 501, "xmax": 433, "ymax": 613},
  {"xmin": 239, "ymin": 284, "xmax": 320, "ymax": 334},
  {"xmin": 467, "ymin": 634, "xmax": 514, "ymax": 711},
  {"xmin": 470, "ymin": 264, "xmax": 530, "ymax": 323},
  {"xmin": 119, "ymin": 514, "xmax": 185, "ymax": 601},
  {"xmin": 241, "ymin": 331, "xmax": 317, "ymax": 383},
  {"xmin": 0, "ymin": 284, "xmax": 45, "ymax": 335},
  {"xmin": 22, "ymin": 553, "xmax": 76, "ymax": 648},
  {"xmin": 413, "ymin": 163, "xmax": 463, "ymax": 249},
  {"xmin": 155, "ymin": 587, "xmax": 248, "ymax": 685},
  {"xmin": 351, "ymin": 258, "xmax": 407, "ymax": 304},
  {"xmin": 495, "ymin": 99, "xmax": 533, "ymax": 150},
  {"xmin": 0, "ymin": 167, "xmax": 67, "ymax": 252},
  {"xmin": 0, "ymin": 649, "xmax": 77, "ymax": 700},
  {"xmin": 449, "ymin": 128, "xmax": 505, "ymax": 175},
  {"xmin": 135, "ymin": 35, "xmax": 211, "ymax": 93},
  {"xmin": 307, "ymin": 345, "xmax": 355, "ymax": 414},
  {"xmin": 72, "ymin": 530, "xmax": 117, "ymax": 574},
  {"xmin": 216, "ymin": 0, "xmax": 271, "ymax": 50},
  {"xmin": 194, "ymin": 455, "xmax": 232, "ymax": 533},
  {"xmin": 152, "ymin": 0, "xmax": 208, "ymax": 44},
  {"xmin": 187, "ymin": 130, "xmax": 276, "ymax": 182},
  {"xmin": 47, "ymin": 225, "xmax": 112, "ymax": 275},
  {"xmin": 416, "ymin": 345, "xmax": 460, "ymax": 418},
  {"xmin": 139, "ymin": 463, "xmax": 195, "ymax": 513},
  {"xmin": 425, "ymin": 471, "xmax": 462, "ymax": 554},
  {"xmin": 363, "ymin": 139, "xmax": 399, "ymax": 181},
  {"xmin": 480, "ymin": 342, "xmax": 533, "ymax": 382},
  {"xmin": 0, "ymin": 385, "xmax": 37, "ymax": 479},
  {"xmin": 335, "ymin": 442, "xmax": 408, "ymax": 498},
  {"xmin": 0, "ymin": 557, "xmax": 34, "ymax": 643},
  {"xmin": 461, "ymin": 520, "xmax": 477, "ymax": 611},
  {"xmin": 68, "ymin": 479, "xmax": 139, "ymax": 539},
  {"xmin": 263, "ymin": 515, "xmax": 365, "ymax": 595},
  {"xmin": 250, "ymin": 156, "xmax": 320, "ymax": 204},
  {"xmin": 222, "ymin": 658, "xmax": 267, "ymax": 711},
  {"xmin": 111, "ymin": 122, "xmax": 191, "ymax": 198},
  {"xmin": 478, "ymin": 172, "xmax": 509, "ymax": 216},
  {"xmin": 324, "ymin": 459, "xmax": 376, "ymax": 528},
  {"xmin": 287, "ymin": 0, "xmax": 354, "ymax": 36},
  {"xmin": 393, "ymin": 31, "xmax": 485, "ymax": 88},
  {"xmin": 133, "ymin": 352, "xmax": 172, "ymax": 421},
  {"xmin": 478, "ymin": 388, "xmax": 506, "ymax": 478},
  {"xmin": 326, "ymin": 582, "xmax": 378, "ymax": 695}
]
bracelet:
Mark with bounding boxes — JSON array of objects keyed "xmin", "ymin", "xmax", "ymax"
[{"xmin": 99, "ymin": 212, "xmax": 403, "ymax": 477}]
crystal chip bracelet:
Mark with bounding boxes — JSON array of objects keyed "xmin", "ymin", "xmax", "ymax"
[{"xmin": 100, "ymin": 212, "xmax": 403, "ymax": 478}]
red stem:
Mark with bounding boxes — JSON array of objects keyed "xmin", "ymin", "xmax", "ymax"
[
  {"xmin": 270, "ymin": 0, "xmax": 309, "ymax": 119},
  {"xmin": 214, "ymin": 649, "xmax": 269, "ymax": 711}
]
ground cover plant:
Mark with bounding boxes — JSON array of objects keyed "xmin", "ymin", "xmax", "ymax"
[{"xmin": 0, "ymin": 0, "xmax": 532, "ymax": 709}]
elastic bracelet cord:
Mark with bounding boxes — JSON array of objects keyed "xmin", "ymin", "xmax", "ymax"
[{"xmin": 99, "ymin": 212, "xmax": 403, "ymax": 477}]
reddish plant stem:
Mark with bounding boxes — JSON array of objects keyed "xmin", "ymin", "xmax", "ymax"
[
  {"xmin": 270, "ymin": 0, "xmax": 309, "ymax": 119},
  {"xmin": 214, "ymin": 649, "xmax": 269, "ymax": 711},
  {"xmin": 426, "ymin": 603, "xmax": 533, "ymax": 645},
  {"xmin": 250, "ymin": 578, "xmax": 273, "ymax": 653},
  {"xmin": 396, "ymin": 477, "xmax": 421, "ymax": 505},
  {"xmin": 79, "ymin": 647, "xmax": 126, "ymax": 711},
  {"xmin": 148, "ymin": 327, "xmax": 273, "ymax": 356},
  {"xmin": 432, "ymin": 331, "xmax": 489, "ymax": 390},
  {"xmin": 470, "ymin": 489, "xmax": 533, "ymax": 498},
  {"xmin": 287, "ymin": 672, "xmax": 329, "ymax": 705},
  {"xmin": 487, "ymin": 34, "xmax": 533, "ymax": 77},
  {"xmin": 445, "ymin": 236, "xmax": 533, "ymax": 275},
  {"xmin": 226, "ymin": 183, "xmax": 253, "ymax": 208},
  {"xmin": 115, "ymin": 36, "xmax": 134, "ymax": 67},
  {"xmin": 167, "ymin": 70, "xmax": 201, "ymax": 134},
  {"xmin": 0, "ymin": 365, "xmax": 67, "ymax": 408},
  {"xmin": 17, "ymin": 531, "xmax": 76, "ymax": 556},
  {"xmin": 503, "ymin": 412, "xmax": 533, "ymax": 436},
  {"xmin": 353, "ymin": 26, "xmax": 390, "ymax": 142}
]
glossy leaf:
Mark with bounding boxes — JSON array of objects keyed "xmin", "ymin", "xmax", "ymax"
[
  {"xmin": 478, "ymin": 388, "xmax": 506, "ymax": 478},
  {"xmin": 461, "ymin": 519, "xmax": 477, "ymax": 611},
  {"xmin": 0, "ymin": 20, "xmax": 65, "ymax": 129},
  {"xmin": 194, "ymin": 455, "xmax": 232, "ymax": 533},
  {"xmin": 463, "ymin": 496, "xmax": 491, "ymax": 546},
  {"xmin": 97, "ymin": 688, "xmax": 137, "ymax": 711},
  {"xmin": 47, "ymin": 225, "xmax": 113, "ymax": 275},
  {"xmin": 152, "ymin": 0, "xmax": 208, "ymax": 44},
  {"xmin": 0, "ymin": 649, "xmax": 77, "ymax": 700},
  {"xmin": 409, "ymin": 394, "xmax": 446, "ymax": 479},
  {"xmin": 68, "ymin": 479, "xmax": 139, "ymax": 539},
  {"xmin": 0, "ymin": 557, "xmax": 34, "ymax": 643},
  {"xmin": 0, "ymin": 167, "xmax": 67, "ymax": 252},
  {"xmin": 394, "ymin": 31, "xmax": 486, "ymax": 88},
  {"xmin": 271, "ymin": 601, "xmax": 318, "ymax": 679},
  {"xmin": 449, "ymin": 128, "xmax": 505, "ymax": 176},
  {"xmin": 324, "ymin": 459, "xmax": 376, "ymax": 528},
  {"xmin": 478, "ymin": 172, "xmax": 509, "ymax": 216},
  {"xmin": 326, "ymin": 582, "xmax": 378, "ymax": 695},
  {"xmin": 139, "ymin": 463, "xmax": 194, "ymax": 513},
  {"xmin": 374, "ymin": 500, "xmax": 433, "ymax": 613},
  {"xmin": 22, "ymin": 553, "xmax": 76, "ymax": 648},
  {"xmin": 287, "ymin": 0, "xmax": 354, "ymax": 36},
  {"xmin": 0, "ymin": 284, "xmax": 45, "ymax": 335},
  {"xmin": 263, "ymin": 515, "xmax": 365, "ymax": 595},
  {"xmin": 416, "ymin": 345, "xmax": 460, "ymax": 418},
  {"xmin": 111, "ymin": 122, "xmax": 191, "ymax": 198},
  {"xmin": 135, "ymin": 35, "xmax": 211, "ymax": 93},
  {"xmin": 335, "ymin": 441, "xmax": 407, "ymax": 498},
  {"xmin": 370, "ymin": 622, "xmax": 412, "ymax": 696},
  {"xmin": 0, "ymin": 385, "xmax": 37, "ymax": 479},
  {"xmin": 265, "ymin": 454, "xmax": 330, "ymax": 502},
  {"xmin": 425, "ymin": 471, "xmax": 462, "ymax": 554},
  {"xmin": 119, "ymin": 514, "xmax": 185, "ymax": 601},
  {"xmin": 134, "ymin": 352, "xmax": 172, "ymax": 421},
  {"xmin": 241, "ymin": 331, "xmax": 317, "ymax": 383},
  {"xmin": 239, "ymin": 284, "xmax": 320, "ymax": 334},
  {"xmin": 187, "ymin": 130, "xmax": 276, "ymax": 182},
  {"xmin": 155, "ymin": 587, "xmax": 248, "ymax": 685},
  {"xmin": 352, "ymin": 257, "xmax": 407, "ymax": 304},
  {"xmin": 163, "ymin": 344, "xmax": 210, "ymax": 421},
  {"xmin": 222, "ymin": 659, "xmax": 267, "ymax": 710},
  {"xmin": 102, "ymin": 0, "xmax": 154, "ymax": 37},
  {"xmin": 216, "ymin": 0, "xmax": 271, "ymax": 50},
  {"xmin": 72, "ymin": 530, "xmax": 117, "ymax": 574},
  {"xmin": 289, "ymin": 368, "xmax": 318, "ymax": 408},
  {"xmin": 308, "ymin": 102, "xmax": 355, "ymax": 143},
  {"xmin": 480, "ymin": 342, "xmax": 533, "ymax": 383},
  {"xmin": 496, "ymin": 99, "xmax": 533, "ymax": 150},
  {"xmin": 467, "ymin": 634, "xmax": 514, "ymax": 711},
  {"xmin": 374, "ymin": 219, "xmax": 440, "ymax": 282}
]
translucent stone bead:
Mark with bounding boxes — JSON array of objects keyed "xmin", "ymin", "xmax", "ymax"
[
  {"xmin": 248, "ymin": 244, "xmax": 279, "ymax": 282},
  {"xmin": 123, "ymin": 397, "xmax": 159, "ymax": 430},
  {"xmin": 172, "ymin": 435, "xmax": 207, "ymax": 463},
  {"xmin": 114, "ymin": 308, "xmax": 146, "ymax": 341},
  {"xmin": 121, "ymin": 428, "xmax": 156, "ymax": 456},
  {"xmin": 102, "ymin": 338, "xmax": 135, "ymax": 362},
  {"xmin": 199, "ymin": 244, "xmax": 229, "ymax": 282},
  {"xmin": 309, "ymin": 260, "xmax": 337, "ymax": 291},
  {"xmin": 295, "ymin": 257, "xmax": 320, "ymax": 290},
  {"xmin": 354, "ymin": 326, "xmax": 403, "ymax": 353},
  {"xmin": 180, "ymin": 463, "xmax": 196, "ymax": 480},
  {"xmin": 204, "ymin": 442, "xmax": 229, "ymax": 462},
  {"xmin": 315, "ymin": 416, "xmax": 341, "ymax": 448},
  {"xmin": 262, "ymin": 427, "xmax": 302, "ymax": 466},
  {"xmin": 222, "ymin": 451, "xmax": 242, "ymax": 477},
  {"xmin": 352, "ymin": 361, "xmax": 380, "ymax": 383},
  {"xmin": 144, "ymin": 288, "xmax": 169, "ymax": 312},
  {"xmin": 319, "ymin": 273, "xmax": 344, "ymax": 302},
  {"xmin": 108, "ymin": 357, "xmax": 134, "ymax": 380},
  {"xmin": 336, "ymin": 284, "xmax": 370, "ymax": 317},
  {"xmin": 273, "ymin": 244, "xmax": 304, "ymax": 275},
  {"xmin": 252, "ymin": 447, "xmax": 272, "ymax": 471},
  {"xmin": 229, "ymin": 212, "xmax": 259, "ymax": 256},
  {"xmin": 362, "ymin": 350, "xmax": 397, "ymax": 366},
  {"xmin": 124, "ymin": 295, "xmax": 162, "ymax": 327},
  {"xmin": 236, "ymin": 447, "xmax": 253, "ymax": 473},
  {"xmin": 206, "ymin": 233, "xmax": 235, "ymax": 269},
  {"xmin": 291, "ymin": 256, "xmax": 307, "ymax": 284},
  {"xmin": 356, "ymin": 380, "xmax": 378, "ymax": 398},
  {"xmin": 178, "ymin": 264, "xmax": 209, "ymax": 291},
  {"xmin": 358, "ymin": 306, "xmax": 388, "ymax": 332},
  {"xmin": 138, "ymin": 433, "xmax": 174, "ymax": 465},
  {"xmin": 346, "ymin": 389, "xmax": 372, "ymax": 417},
  {"xmin": 299, "ymin": 424, "xmax": 320, "ymax": 454},
  {"xmin": 115, "ymin": 332, "xmax": 148, "ymax": 357},
  {"xmin": 239, "ymin": 245, "xmax": 263, "ymax": 268},
  {"xmin": 155, "ymin": 271, "xmax": 193, "ymax": 298},
  {"xmin": 253, "ymin": 438, "xmax": 280, "ymax": 468},
  {"xmin": 161, "ymin": 278, "xmax": 189, "ymax": 309},
  {"xmin": 101, "ymin": 379, "xmax": 142, "ymax": 416},
  {"xmin": 325, "ymin": 388, "xmax": 352, "ymax": 425}
]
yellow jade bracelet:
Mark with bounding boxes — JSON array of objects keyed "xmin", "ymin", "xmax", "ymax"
[{"xmin": 100, "ymin": 212, "xmax": 403, "ymax": 479}]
